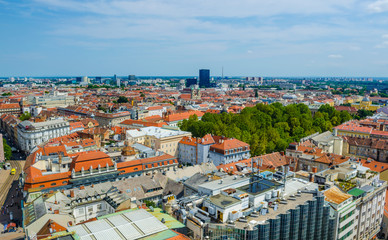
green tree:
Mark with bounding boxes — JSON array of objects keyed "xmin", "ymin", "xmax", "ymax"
[
  {"xmin": 356, "ymin": 109, "xmax": 374, "ymax": 119},
  {"xmin": 19, "ymin": 112, "xmax": 31, "ymax": 121},
  {"xmin": 1, "ymin": 92, "xmax": 12, "ymax": 96},
  {"xmin": 178, "ymin": 103, "xmax": 350, "ymax": 156},
  {"xmin": 117, "ymin": 96, "xmax": 129, "ymax": 103},
  {"xmin": 3, "ymin": 138, "xmax": 12, "ymax": 160}
]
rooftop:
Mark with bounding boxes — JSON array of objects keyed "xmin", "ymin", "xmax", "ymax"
[
  {"xmin": 208, "ymin": 194, "xmax": 241, "ymax": 208},
  {"xmin": 68, "ymin": 209, "xmax": 168, "ymax": 240},
  {"xmin": 324, "ymin": 186, "xmax": 352, "ymax": 205}
]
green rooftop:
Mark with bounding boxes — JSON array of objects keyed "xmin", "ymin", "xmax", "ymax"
[
  {"xmin": 348, "ymin": 188, "xmax": 365, "ymax": 197},
  {"xmin": 147, "ymin": 208, "xmax": 186, "ymax": 229}
]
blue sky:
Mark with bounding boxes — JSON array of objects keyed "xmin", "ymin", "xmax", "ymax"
[{"xmin": 1, "ymin": 0, "xmax": 388, "ymax": 77}]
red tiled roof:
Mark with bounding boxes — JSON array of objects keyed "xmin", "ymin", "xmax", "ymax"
[
  {"xmin": 0, "ymin": 103, "xmax": 20, "ymax": 109},
  {"xmin": 164, "ymin": 111, "xmax": 204, "ymax": 122},
  {"xmin": 252, "ymin": 152, "xmax": 287, "ymax": 169},
  {"xmin": 120, "ymin": 119, "xmax": 167, "ymax": 127},
  {"xmin": 360, "ymin": 159, "xmax": 388, "ymax": 172},
  {"xmin": 210, "ymin": 138, "xmax": 249, "ymax": 151}
]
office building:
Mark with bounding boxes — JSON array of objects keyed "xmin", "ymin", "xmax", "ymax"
[
  {"xmin": 186, "ymin": 78, "xmax": 197, "ymax": 88},
  {"xmin": 114, "ymin": 74, "xmax": 120, "ymax": 87},
  {"xmin": 199, "ymin": 69, "xmax": 210, "ymax": 88},
  {"xmin": 128, "ymin": 75, "xmax": 136, "ymax": 80},
  {"xmin": 186, "ymin": 177, "xmax": 335, "ymax": 240}
]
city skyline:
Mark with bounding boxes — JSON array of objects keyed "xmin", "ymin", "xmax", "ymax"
[{"xmin": 1, "ymin": 0, "xmax": 388, "ymax": 77}]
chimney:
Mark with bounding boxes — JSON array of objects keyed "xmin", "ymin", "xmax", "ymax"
[
  {"xmin": 80, "ymin": 185, "xmax": 85, "ymax": 190},
  {"xmin": 54, "ymin": 209, "xmax": 59, "ymax": 214}
]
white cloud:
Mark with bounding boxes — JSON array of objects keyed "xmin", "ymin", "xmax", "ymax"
[
  {"xmin": 368, "ymin": 0, "xmax": 388, "ymax": 12},
  {"xmin": 328, "ymin": 54, "xmax": 343, "ymax": 58},
  {"xmin": 375, "ymin": 41, "xmax": 388, "ymax": 48},
  {"xmin": 382, "ymin": 34, "xmax": 388, "ymax": 38},
  {"xmin": 247, "ymin": 50, "xmax": 253, "ymax": 54}
]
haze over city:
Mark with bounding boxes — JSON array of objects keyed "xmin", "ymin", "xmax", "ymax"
[{"xmin": 1, "ymin": 0, "xmax": 388, "ymax": 76}]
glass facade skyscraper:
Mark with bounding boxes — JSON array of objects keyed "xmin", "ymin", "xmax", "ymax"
[{"xmin": 199, "ymin": 69, "xmax": 210, "ymax": 88}]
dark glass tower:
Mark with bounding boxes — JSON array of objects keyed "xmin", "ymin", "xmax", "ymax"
[{"xmin": 199, "ymin": 69, "xmax": 210, "ymax": 88}]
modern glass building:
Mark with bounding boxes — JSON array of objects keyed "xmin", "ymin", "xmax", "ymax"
[
  {"xmin": 199, "ymin": 69, "xmax": 210, "ymax": 88},
  {"xmin": 204, "ymin": 192, "xmax": 335, "ymax": 240}
]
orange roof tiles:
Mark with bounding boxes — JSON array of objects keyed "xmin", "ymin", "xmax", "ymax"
[
  {"xmin": 252, "ymin": 152, "xmax": 287, "ymax": 169},
  {"xmin": 164, "ymin": 110, "xmax": 204, "ymax": 123},
  {"xmin": 210, "ymin": 138, "xmax": 249, "ymax": 151},
  {"xmin": 120, "ymin": 119, "xmax": 167, "ymax": 127},
  {"xmin": 360, "ymin": 159, "xmax": 388, "ymax": 172},
  {"xmin": 0, "ymin": 103, "xmax": 20, "ymax": 109},
  {"xmin": 324, "ymin": 186, "xmax": 352, "ymax": 205},
  {"xmin": 334, "ymin": 121, "xmax": 373, "ymax": 134}
]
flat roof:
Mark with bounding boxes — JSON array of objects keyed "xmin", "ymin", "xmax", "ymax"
[
  {"xmin": 348, "ymin": 188, "xmax": 365, "ymax": 197},
  {"xmin": 238, "ymin": 179, "xmax": 282, "ymax": 196},
  {"xmin": 198, "ymin": 175, "xmax": 250, "ymax": 191},
  {"xmin": 68, "ymin": 209, "xmax": 168, "ymax": 240},
  {"xmin": 208, "ymin": 194, "xmax": 241, "ymax": 208}
]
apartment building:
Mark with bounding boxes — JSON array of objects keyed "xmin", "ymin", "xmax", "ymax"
[
  {"xmin": 208, "ymin": 137, "xmax": 250, "ymax": 166},
  {"xmin": 17, "ymin": 119, "xmax": 70, "ymax": 153},
  {"xmin": 316, "ymin": 160, "xmax": 387, "ymax": 240},
  {"xmin": 126, "ymin": 126, "xmax": 191, "ymax": 157}
]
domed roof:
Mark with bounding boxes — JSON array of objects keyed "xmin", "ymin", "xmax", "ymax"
[{"xmin": 362, "ymin": 96, "xmax": 370, "ymax": 102}]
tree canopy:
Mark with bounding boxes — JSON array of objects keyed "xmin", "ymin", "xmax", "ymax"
[
  {"xmin": 3, "ymin": 138, "xmax": 12, "ymax": 160},
  {"xmin": 19, "ymin": 112, "xmax": 31, "ymax": 121},
  {"xmin": 179, "ymin": 103, "xmax": 352, "ymax": 156},
  {"xmin": 117, "ymin": 96, "xmax": 129, "ymax": 103}
]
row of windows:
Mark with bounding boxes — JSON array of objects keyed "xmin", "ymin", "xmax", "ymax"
[
  {"xmin": 339, "ymin": 219, "xmax": 354, "ymax": 233},
  {"xmin": 340, "ymin": 210, "xmax": 355, "ymax": 223},
  {"xmin": 339, "ymin": 229, "xmax": 353, "ymax": 240}
]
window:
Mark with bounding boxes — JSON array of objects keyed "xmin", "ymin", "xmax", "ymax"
[
  {"xmin": 97, "ymin": 204, "xmax": 102, "ymax": 211},
  {"xmin": 78, "ymin": 208, "xmax": 84, "ymax": 215},
  {"xmin": 40, "ymin": 185, "xmax": 45, "ymax": 188},
  {"xmin": 51, "ymin": 183, "xmax": 56, "ymax": 186},
  {"xmin": 62, "ymin": 181, "xmax": 67, "ymax": 184},
  {"xmin": 88, "ymin": 206, "xmax": 93, "ymax": 213}
]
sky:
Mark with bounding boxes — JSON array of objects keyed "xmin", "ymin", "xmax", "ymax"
[{"xmin": 1, "ymin": 0, "xmax": 388, "ymax": 77}]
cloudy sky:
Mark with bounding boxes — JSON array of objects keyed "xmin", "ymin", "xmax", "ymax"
[{"xmin": 1, "ymin": 0, "xmax": 388, "ymax": 77}]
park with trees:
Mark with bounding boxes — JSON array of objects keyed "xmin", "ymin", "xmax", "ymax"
[{"xmin": 179, "ymin": 103, "xmax": 352, "ymax": 156}]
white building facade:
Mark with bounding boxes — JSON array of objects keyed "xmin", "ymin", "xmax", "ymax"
[{"xmin": 17, "ymin": 119, "xmax": 70, "ymax": 153}]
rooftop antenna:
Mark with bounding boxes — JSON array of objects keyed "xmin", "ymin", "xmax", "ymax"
[{"xmin": 222, "ymin": 66, "xmax": 224, "ymax": 79}]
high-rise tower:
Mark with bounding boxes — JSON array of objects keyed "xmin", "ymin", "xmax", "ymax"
[{"xmin": 199, "ymin": 69, "xmax": 210, "ymax": 88}]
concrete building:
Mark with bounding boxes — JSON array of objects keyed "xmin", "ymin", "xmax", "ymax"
[
  {"xmin": 126, "ymin": 126, "xmax": 191, "ymax": 157},
  {"xmin": 0, "ymin": 103, "xmax": 21, "ymax": 115},
  {"xmin": 94, "ymin": 111, "xmax": 131, "ymax": 127},
  {"xmin": 342, "ymin": 136, "xmax": 388, "ymax": 162},
  {"xmin": 189, "ymin": 177, "xmax": 336, "ymax": 240},
  {"xmin": 302, "ymin": 131, "xmax": 343, "ymax": 155},
  {"xmin": 316, "ymin": 160, "xmax": 387, "ymax": 240},
  {"xmin": 208, "ymin": 137, "xmax": 250, "ymax": 166},
  {"xmin": 0, "ymin": 133, "xmax": 4, "ymax": 162},
  {"xmin": 17, "ymin": 119, "xmax": 70, "ymax": 153},
  {"xmin": 178, "ymin": 134, "xmax": 215, "ymax": 165},
  {"xmin": 30, "ymin": 92, "xmax": 77, "ymax": 108}
]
